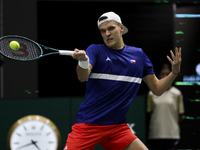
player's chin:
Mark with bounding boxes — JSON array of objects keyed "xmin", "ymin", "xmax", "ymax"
[{"xmin": 105, "ymin": 41, "xmax": 115, "ymax": 49}]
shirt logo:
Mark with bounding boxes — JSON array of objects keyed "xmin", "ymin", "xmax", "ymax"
[
  {"xmin": 106, "ymin": 57, "xmax": 111, "ymax": 61},
  {"xmin": 130, "ymin": 60, "xmax": 136, "ymax": 64}
]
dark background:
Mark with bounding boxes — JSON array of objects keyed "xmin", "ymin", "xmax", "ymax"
[
  {"xmin": 1, "ymin": 0, "xmax": 200, "ymax": 149},
  {"xmin": 37, "ymin": 1, "xmax": 174, "ymax": 97},
  {"xmin": 174, "ymin": 4, "xmax": 200, "ymax": 149}
]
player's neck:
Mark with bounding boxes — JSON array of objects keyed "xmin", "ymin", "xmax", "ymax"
[
  {"xmin": 111, "ymin": 39, "xmax": 125, "ymax": 50},
  {"xmin": 116, "ymin": 43, "xmax": 125, "ymax": 50}
]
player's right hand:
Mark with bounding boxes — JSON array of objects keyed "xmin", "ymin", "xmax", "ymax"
[{"xmin": 71, "ymin": 48, "xmax": 88, "ymax": 61}]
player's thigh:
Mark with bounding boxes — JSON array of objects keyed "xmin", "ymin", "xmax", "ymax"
[
  {"xmin": 64, "ymin": 123, "xmax": 99, "ymax": 150},
  {"xmin": 124, "ymin": 138, "xmax": 149, "ymax": 150}
]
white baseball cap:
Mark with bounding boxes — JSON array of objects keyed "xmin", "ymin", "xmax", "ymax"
[{"xmin": 97, "ymin": 11, "xmax": 128, "ymax": 35}]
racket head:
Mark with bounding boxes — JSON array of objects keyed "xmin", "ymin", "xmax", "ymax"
[{"xmin": 0, "ymin": 35, "xmax": 43, "ymax": 61}]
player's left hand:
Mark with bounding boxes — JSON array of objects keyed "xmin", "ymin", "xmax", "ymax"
[{"xmin": 167, "ymin": 47, "xmax": 182, "ymax": 74}]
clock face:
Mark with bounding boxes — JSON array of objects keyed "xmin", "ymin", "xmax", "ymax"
[{"xmin": 7, "ymin": 115, "xmax": 61, "ymax": 150}]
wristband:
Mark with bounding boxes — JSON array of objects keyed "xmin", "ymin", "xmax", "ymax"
[{"xmin": 78, "ymin": 58, "xmax": 89, "ymax": 69}]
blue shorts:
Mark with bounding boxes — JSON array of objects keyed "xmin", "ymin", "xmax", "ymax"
[{"xmin": 64, "ymin": 123, "xmax": 137, "ymax": 150}]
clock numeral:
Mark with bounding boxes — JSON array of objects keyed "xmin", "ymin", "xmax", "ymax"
[
  {"xmin": 23, "ymin": 126, "xmax": 27, "ymax": 131},
  {"xmin": 40, "ymin": 125, "xmax": 44, "ymax": 131},
  {"xmin": 48, "ymin": 141, "xmax": 54, "ymax": 144},
  {"xmin": 14, "ymin": 142, "xmax": 19, "ymax": 145},
  {"xmin": 16, "ymin": 133, "xmax": 22, "ymax": 137},
  {"xmin": 46, "ymin": 132, "xmax": 51, "ymax": 136}
]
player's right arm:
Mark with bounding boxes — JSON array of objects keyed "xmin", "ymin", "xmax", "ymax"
[
  {"xmin": 71, "ymin": 48, "xmax": 93, "ymax": 82},
  {"xmin": 76, "ymin": 64, "xmax": 92, "ymax": 82}
]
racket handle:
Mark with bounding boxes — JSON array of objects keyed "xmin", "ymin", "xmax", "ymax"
[{"xmin": 59, "ymin": 50, "xmax": 74, "ymax": 56}]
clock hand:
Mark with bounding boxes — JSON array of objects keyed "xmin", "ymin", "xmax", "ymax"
[
  {"xmin": 16, "ymin": 142, "xmax": 33, "ymax": 149},
  {"xmin": 31, "ymin": 140, "xmax": 41, "ymax": 150}
]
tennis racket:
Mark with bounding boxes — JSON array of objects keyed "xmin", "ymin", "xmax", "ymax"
[{"xmin": 0, "ymin": 35, "xmax": 74, "ymax": 61}]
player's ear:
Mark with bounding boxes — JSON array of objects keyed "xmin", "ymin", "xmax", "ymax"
[{"xmin": 119, "ymin": 24, "xmax": 124, "ymax": 33}]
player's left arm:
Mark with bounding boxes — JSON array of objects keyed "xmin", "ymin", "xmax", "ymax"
[{"xmin": 143, "ymin": 47, "xmax": 182, "ymax": 96}]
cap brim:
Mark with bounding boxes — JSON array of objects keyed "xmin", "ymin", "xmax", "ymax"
[{"xmin": 122, "ymin": 25, "xmax": 128, "ymax": 35}]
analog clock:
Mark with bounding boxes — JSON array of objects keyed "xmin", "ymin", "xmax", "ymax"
[{"xmin": 7, "ymin": 115, "xmax": 61, "ymax": 150}]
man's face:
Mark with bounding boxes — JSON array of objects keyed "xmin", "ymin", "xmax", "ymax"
[{"xmin": 99, "ymin": 21, "xmax": 123, "ymax": 49}]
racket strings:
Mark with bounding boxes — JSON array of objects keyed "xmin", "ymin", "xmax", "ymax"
[{"xmin": 0, "ymin": 37, "xmax": 42, "ymax": 60}]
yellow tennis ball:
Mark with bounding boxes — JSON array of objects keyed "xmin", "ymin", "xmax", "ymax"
[{"xmin": 9, "ymin": 41, "xmax": 20, "ymax": 50}]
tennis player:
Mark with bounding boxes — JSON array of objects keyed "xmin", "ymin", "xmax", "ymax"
[{"xmin": 64, "ymin": 12, "xmax": 182, "ymax": 150}]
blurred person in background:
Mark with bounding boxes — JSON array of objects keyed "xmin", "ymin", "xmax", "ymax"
[{"xmin": 147, "ymin": 63, "xmax": 184, "ymax": 150}]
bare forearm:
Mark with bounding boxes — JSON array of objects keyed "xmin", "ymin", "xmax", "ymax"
[
  {"xmin": 154, "ymin": 72, "xmax": 178, "ymax": 95},
  {"xmin": 144, "ymin": 47, "xmax": 181, "ymax": 96},
  {"xmin": 76, "ymin": 65, "xmax": 91, "ymax": 82},
  {"xmin": 143, "ymin": 72, "xmax": 178, "ymax": 96}
]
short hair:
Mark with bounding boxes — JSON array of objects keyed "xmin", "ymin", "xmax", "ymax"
[{"xmin": 161, "ymin": 63, "xmax": 171, "ymax": 70}]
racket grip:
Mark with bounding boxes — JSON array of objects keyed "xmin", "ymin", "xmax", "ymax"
[{"xmin": 59, "ymin": 50, "xmax": 73, "ymax": 56}]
